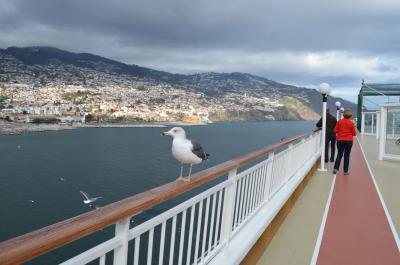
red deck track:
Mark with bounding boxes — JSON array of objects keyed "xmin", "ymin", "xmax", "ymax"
[{"xmin": 316, "ymin": 139, "xmax": 400, "ymax": 265}]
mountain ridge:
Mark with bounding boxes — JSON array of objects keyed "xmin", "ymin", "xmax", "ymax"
[{"xmin": 0, "ymin": 46, "xmax": 357, "ymax": 121}]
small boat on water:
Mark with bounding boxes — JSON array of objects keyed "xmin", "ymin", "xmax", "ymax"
[{"xmin": 201, "ymin": 117, "xmax": 213, "ymax": 124}]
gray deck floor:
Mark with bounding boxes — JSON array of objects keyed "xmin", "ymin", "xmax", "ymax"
[{"xmin": 256, "ymin": 163, "xmax": 334, "ymax": 265}]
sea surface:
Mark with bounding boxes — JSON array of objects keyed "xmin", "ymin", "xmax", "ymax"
[{"xmin": 0, "ymin": 121, "xmax": 315, "ymax": 263}]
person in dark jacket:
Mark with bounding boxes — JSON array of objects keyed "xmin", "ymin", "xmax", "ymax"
[{"xmin": 316, "ymin": 109, "xmax": 337, "ymax": 162}]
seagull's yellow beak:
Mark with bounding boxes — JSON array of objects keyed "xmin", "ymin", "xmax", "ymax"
[{"xmin": 162, "ymin": 131, "xmax": 172, "ymax": 136}]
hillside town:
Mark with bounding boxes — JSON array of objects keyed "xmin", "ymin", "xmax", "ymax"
[
  {"xmin": 0, "ymin": 81, "xmax": 283, "ymax": 125},
  {"xmin": 0, "ymin": 49, "xmax": 287, "ymax": 125},
  {"xmin": 0, "ymin": 46, "xmax": 343, "ymax": 130}
]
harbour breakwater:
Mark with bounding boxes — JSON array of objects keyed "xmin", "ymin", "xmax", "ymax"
[{"xmin": 0, "ymin": 121, "xmax": 75, "ymax": 135}]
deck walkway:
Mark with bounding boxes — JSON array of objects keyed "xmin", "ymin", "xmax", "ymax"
[
  {"xmin": 315, "ymin": 138, "xmax": 400, "ymax": 265},
  {"xmin": 358, "ymin": 135, "xmax": 400, "ymax": 234},
  {"xmin": 256, "ymin": 163, "xmax": 334, "ymax": 265},
  {"xmin": 257, "ymin": 136, "xmax": 400, "ymax": 265}
]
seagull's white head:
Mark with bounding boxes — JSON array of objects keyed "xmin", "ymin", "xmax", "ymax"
[{"xmin": 162, "ymin": 127, "xmax": 186, "ymax": 139}]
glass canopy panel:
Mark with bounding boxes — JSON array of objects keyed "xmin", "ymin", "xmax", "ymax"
[
  {"xmin": 364, "ymin": 113, "xmax": 373, "ymax": 134},
  {"xmin": 385, "ymin": 107, "xmax": 400, "ymax": 157}
]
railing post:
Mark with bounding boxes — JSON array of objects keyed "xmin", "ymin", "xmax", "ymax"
[
  {"xmin": 263, "ymin": 151, "xmax": 274, "ymax": 202},
  {"xmin": 378, "ymin": 106, "xmax": 386, "ymax": 160},
  {"xmin": 376, "ymin": 112, "xmax": 380, "ymax": 139},
  {"xmin": 285, "ymin": 143, "xmax": 294, "ymax": 182},
  {"xmin": 307, "ymin": 134, "xmax": 313, "ymax": 157},
  {"xmin": 113, "ymin": 218, "xmax": 130, "ymax": 265},
  {"xmin": 361, "ymin": 112, "xmax": 365, "ymax": 135},
  {"xmin": 220, "ymin": 169, "xmax": 238, "ymax": 250},
  {"xmin": 371, "ymin": 113, "xmax": 375, "ymax": 134},
  {"xmin": 301, "ymin": 138, "xmax": 307, "ymax": 159},
  {"xmin": 316, "ymin": 131, "xmax": 321, "ymax": 156}
]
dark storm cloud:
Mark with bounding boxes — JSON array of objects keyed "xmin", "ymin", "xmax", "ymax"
[
  {"xmin": 5, "ymin": 0, "xmax": 399, "ymax": 52},
  {"xmin": 1, "ymin": 0, "xmax": 400, "ymax": 101}
]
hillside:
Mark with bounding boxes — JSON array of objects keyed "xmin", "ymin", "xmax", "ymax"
[{"xmin": 0, "ymin": 46, "xmax": 356, "ymax": 122}]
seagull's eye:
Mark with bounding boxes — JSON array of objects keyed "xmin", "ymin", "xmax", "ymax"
[{"xmin": 173, "ymin": 129, "xmax": 177, "ymax": 132}]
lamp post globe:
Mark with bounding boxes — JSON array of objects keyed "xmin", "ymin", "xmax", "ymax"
[
  {"xmin": 335, "ymin": 101, "xmax": 341, "ymax": 120},
  {"xmin": 319, "ymin": 83, "xmax": 331, "ymax": 96}
]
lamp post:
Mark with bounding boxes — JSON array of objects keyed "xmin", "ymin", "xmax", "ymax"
[
  {"xmin": 340, "ymin": 107, "xmax": 344, "ymax": 119},
  {"xmin": 335, "ymin": 101, "xmax": 341, "ymax": 120},
  {"xmin": 319, "ymin": 82, "xmax": 331, "ymax": 171}
]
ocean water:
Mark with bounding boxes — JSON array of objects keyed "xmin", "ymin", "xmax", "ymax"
[{"xmin": 0, "ymin": 121, "xmax": 315, "ymax": 263}]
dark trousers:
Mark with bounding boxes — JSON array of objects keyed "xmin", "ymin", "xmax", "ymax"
[
  {"xmin": 334, "ymin": 141, "xmax": 353, "ymax": 172},
  {"xmin": 325, "ymin": 133, "xmax": 336, "ymax": 162}
]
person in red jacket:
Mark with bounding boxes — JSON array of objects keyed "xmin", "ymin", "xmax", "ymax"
[{"xmin": 333, "ymin": 109, "xmax": 357, "ymax": 175}]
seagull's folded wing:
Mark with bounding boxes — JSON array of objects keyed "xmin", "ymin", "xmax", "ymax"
[{"xmin": 191, "ymin": 140, "xmax": 208, "ymax": 160}]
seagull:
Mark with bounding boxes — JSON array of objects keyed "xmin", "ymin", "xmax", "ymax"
[
  {"xmin": 162, "ymin": 127, "xmax": 209, "ymax": 182},
  {"xmin": 28, "ymin": 200, "xmax": 35, "ymax": 203},
  {"xmin": 79, "ymin": 190, "xmax": 102, "ymax": 204},
  {"xmin": 59, "ymin": 177, "xmax": 66, "ymax": 182}
]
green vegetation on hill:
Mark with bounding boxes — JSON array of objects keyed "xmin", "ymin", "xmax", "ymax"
[
  {"xmin": 32, "ymin": 117, "xmax": 60, "ymax": 124},
  {"xmin": 279, "ymin": 96, "xmax": 297, "ymax": 108},
  {"xmin": 279, "ymin": 96, "xmax": 319, "ymax": 120},
  {"xmin": 0, "ymin": 94, "xmax": 8, "ymax": 110}
]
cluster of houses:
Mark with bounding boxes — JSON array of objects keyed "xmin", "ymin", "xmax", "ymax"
[{"xmin": 0, "ymin": 104, "xmax": 86, "ymax": 124}]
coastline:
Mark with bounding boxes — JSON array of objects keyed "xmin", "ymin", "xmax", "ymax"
[
  {"xmin": 0, "ymin": 121, "xmax": 76, "ymax": 135},
  {"xmin": 80, "ymin": 121, "xmax": 206, "ymax": 128},
  {"xmin": 0, "ymin": 121, "xmax": 206, "ymax": 135}
]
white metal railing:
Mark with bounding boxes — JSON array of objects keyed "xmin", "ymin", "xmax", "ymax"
[{"xmin": 58, "ymin": 130, "xmax": 321, "ymax": 265}]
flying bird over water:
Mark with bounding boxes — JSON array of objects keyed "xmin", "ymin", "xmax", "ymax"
[
  {"xmin": 162, "ymin": 127, "xmax": 209, "ymax": 182},
  {"xmin": 79, "ymin": 190, "xmax": 102, "ymax": 204}
]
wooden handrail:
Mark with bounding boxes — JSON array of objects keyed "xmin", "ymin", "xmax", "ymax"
[{"xmin": 0, "ymin": 129, "xmax": 319, "ymax": 265}]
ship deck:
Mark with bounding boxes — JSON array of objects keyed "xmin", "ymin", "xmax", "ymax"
[
  {"xmin": 257, "ymin": 135, "xmax": 400, "ymax": 265},
  {"xmin": 1, "ymin": 131, "xmax": 398, "ymax": 264}
]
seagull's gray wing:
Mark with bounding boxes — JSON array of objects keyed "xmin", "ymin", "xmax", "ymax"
[
  {"xmin": 190, "ymin": 140, "xmax": 209, "ymax": 160},
  {"xmin": 80, "ymin": 190, "xmax": 90, "ymax": 200}
]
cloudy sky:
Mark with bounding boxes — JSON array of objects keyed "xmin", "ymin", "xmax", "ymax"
[{"xmin": 1, "ymin": 0, "xmax": 400, "ymax": 102}]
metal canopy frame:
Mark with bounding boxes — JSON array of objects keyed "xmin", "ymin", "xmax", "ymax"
[{"xmin": 357, "ymin": 82, "xmax": 400, "ymax": 131}]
